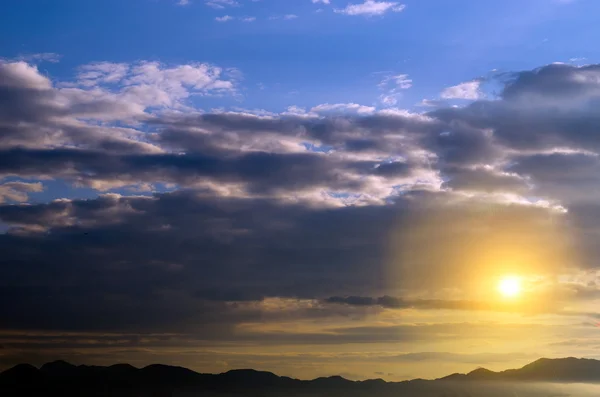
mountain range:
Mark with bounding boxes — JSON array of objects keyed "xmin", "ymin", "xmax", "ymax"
[{"xmin": 2, "ymin": 357, "xmax": 600, "ymax": 396}]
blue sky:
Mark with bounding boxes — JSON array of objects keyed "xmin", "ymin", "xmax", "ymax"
[
  {"xmin": 3, "ymin": 0, "xmax": 598, "ymax": 115},
  {"xmin": 6, "ymin": 0, "xmax": 600, "ymax": 381}
]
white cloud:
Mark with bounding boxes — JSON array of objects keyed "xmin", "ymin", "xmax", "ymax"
[
  {"xmin": 311, "ymin": 103, "xmax": 376, "ymax": 115},
  {"xmin": 177, "ymin": 0, "xmax": 190, "ymax": 5},
  {"xmin": 312, "ymin": 0, "xmax": 330, "ymax": 3},
  {"xmin": 440, "ymin": 80, "xmax": 482, "ymax": 100},
  {"xmin": 570, "ymin": 57, "xmax": 587, "ymax": 63},
  {"xmin": 335, "ymin": 1, "xmax": 406, "ymax": 16},
  {"xmin": 281, "ymin": 105, "xmax": 320, "ymax": 118},
  {"xmin": 215, "ymin": 15, "xmax": 234, "ymax": 21},
  {"xmin": 62, "ymin": 60, "xmax": 236, "ymax": 113},
  {"xmin": 285, "ymin": 105, "xmax": 308, "ymax": 114},
  {"xmin": 269, "ymin": 14, "xmax": 299, "ymax": 20},
  {"xmin": 50, "ymin": 60, "xmax": 237, "ymax": 122},
  {"xmin": 124, "ymin": 61, "xmax": 235, "ymax": 98},
  {"xmin": 76, "ymin": 62, "xmax": 130, "ymax": 87},
  {"xmin": 241, "ymin": 16, "xmax": 256, "ymax": 22},
  {"xmin": 416, "ymin": 99, "xmax": 445, "ymax": 107},
  {"xmin": 205, "ymin": 0, "xmax": 239, "ymax": 8}
]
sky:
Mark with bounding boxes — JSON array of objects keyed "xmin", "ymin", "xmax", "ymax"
[{"xmin": 3, "ymin": 0, "xmax": 600, "ymax": 381}]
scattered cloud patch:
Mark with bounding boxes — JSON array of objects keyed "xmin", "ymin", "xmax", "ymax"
[
  {"xmin": 440, "ymin": 80, "xmax": 483, "ymax": 100},
  {"xmin": 335, "ymin": 1, "xmax": 406, "ymax": 16},
  {"xmin": 268, "ymin": 15, "xmax": 299, "ymax": 20},
  {"xmin": 215, "ymin": 15, "xmax": 234, "ymax": 21},
  {"xmin": 417, "ymin": 99, "xmax": 446, "ymax": 107},
  {"xmin": 311, "ymin": 103, "xmax": 376, "ymax": 115},
  {"xmin": 75, "ymin": 62, "xmax": 130, "ymax": 87},
  {"xmin": 378, "ymin": 73, "xmax": 412, "ymax": 106},
  {"xmin": 15, "ymin": 53, "xmax": 62, "ymax": 64},
  {"xmin": 205, "ymin": 0, "xmax": 239, "ymax": 8},
  {"xmin": 0, "ymin": 182, "xmax": 43, "ymax": 204}
]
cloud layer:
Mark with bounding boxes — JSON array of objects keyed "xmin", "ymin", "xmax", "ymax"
[{"xmin": 3, "ymin": 60, "xmax": 600, "ymax": 377}]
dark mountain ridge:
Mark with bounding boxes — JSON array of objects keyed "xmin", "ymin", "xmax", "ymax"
[{"xmin": 2, "ymin": 357, "xmax": 600, "ymax": 396}]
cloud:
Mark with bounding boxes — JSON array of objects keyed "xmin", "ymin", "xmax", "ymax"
[
  {"xmin": 378, "ymin": 73, "xmax": 412, "ymax": 105},
  {"xmin": 335, "ymin": 1, "xmax": 406, "ymax": 16},
  {"xmin": 442, "ymin": 166, "xmax": 529, "ymax": 194},
  {"xmin": 0, "ymin": 61, "xmax": 52, "ymax": 89},
  {"xmin": 0, "ymin": 147, "xmax": 391, "ymax": 194},
  {"xmin": 312, "ymin": 0, "xmax": 330, "ymax": 3},
  {"xmin": 440, "ymin": 80, "xmax": 483, "ymax": 100},
  {"xmin": 205, "ymin": 0, "xmax": 239, "ymax": 8},
  {"xmin": 14, "ymin": 53, "xmax": 62, "ymax": 64},
  {"xmin": 0, "ymin": 59, "xmax": 236, "ymax": 133},
  {"xmin": 0, "ymin": 188, "xmax": 574, "ymax": 333},
  {"xmin": 501, "ymin": 63, "xmax": 600, "ymax": 103},
  {"xmin": 310, "ymin": 103, "xmax": 376, "ymax": 115},
  {"xmin": 76, "ymin": 62, "xmax": 130, "ymax": 86},
  {"xmin": 268, "ymin": 14, "xmax": 299, "ymax": 21},
  {"xmin": 325, "ymin": 294, "xmax": 562, "ymax": 315},
  {"xmin": 0, "ymin": 182, "xmax": 43, "ymax": 204},
  {"xmin": 386, "ymin": 74, "xmax": 413, "ymax": 89},
  {"xmin": 215, "ymin": 15, "xmax": 234, "ymax": 21},
  {"xmin": 416, "ymin": 99, "xmax": 446, "ymax": 107}
]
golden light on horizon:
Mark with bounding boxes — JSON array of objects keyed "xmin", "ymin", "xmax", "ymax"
[{"xmin": 498, "ymin": 276, "xmax": 522, "ymax": 298}]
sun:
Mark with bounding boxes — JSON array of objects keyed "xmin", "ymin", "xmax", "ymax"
[{"xmin": 498, "ymin": 276, "xmax": 522, "ymax": 298}]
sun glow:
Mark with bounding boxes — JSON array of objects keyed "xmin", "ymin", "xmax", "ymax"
[{"xmin": 498, "ymin": 276, "xmax": 522, "ymax": 298}]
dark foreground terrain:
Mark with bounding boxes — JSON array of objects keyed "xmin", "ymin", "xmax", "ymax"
[{"xmin": 3, "ymin": 357, "xmax": 600, "ymax": 396}]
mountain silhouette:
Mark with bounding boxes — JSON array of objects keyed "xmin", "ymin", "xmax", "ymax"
[{"xmin": 2, "ymin": 357, "xmax": 600, "ymax": 396}]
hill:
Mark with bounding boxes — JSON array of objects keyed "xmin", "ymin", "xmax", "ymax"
[{"xmin": 2, "ymin": 357, "xmax": 600, "ymax": 396}]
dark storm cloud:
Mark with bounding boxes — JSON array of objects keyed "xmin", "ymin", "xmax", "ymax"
[
  {"xmin": 434, "ymin": 102, "xmax": 600, "ymax": 154},
  {"xmin": 0, "ymin": 190, "xmax": 395, "ymax": 332},
  {"xmin": 420, "ymin": 123, "xmax": 501, "ymax": 167},
  {"xmin": 325, "ymin": 295, "xmax": 562, "ymax": 314},
  {"xmin": 510, "ymin": 152, "xmax": 600, "ymax": 196},
  {"xmin": 0, "ymin": 86, "xmax": 59, "ymax": 125},
  {"xmin": 0, "ymin": 189, "xmax": 575, "ymax": 334},
  {"xmin": 0, "ymin": 148, "xmax": 380, "ymax": 193},
  {"xmin": 155, "ymin": 111, "xmax": 439, "ymax": 147},
  {"xmin": 373, "ymin": 161, "xmax": 413, "ymax": 177},
  {"xmin": 502, "ymin": 63, "xmax": 600, "ymax": 102},
  {"xmin": 442, "ymin": 166, "xmax": 528, "ymax": 194},
  {"xmin": 430, "ymin": 65, "xmax": 600, "ymax": 154}
]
